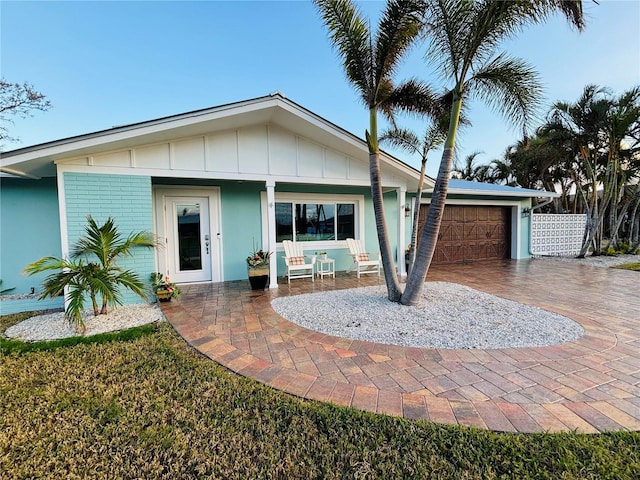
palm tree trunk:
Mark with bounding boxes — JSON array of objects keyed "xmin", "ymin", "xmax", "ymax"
[
  {"xmin": 401, "ymin": 91, "xmax": 463, "ymax": 306},
  {"xmin": 579, "ymin": 207, "xmax": 598, "ymax": 258},
  {"xmin": 369, "ymin": 150, "xmax": 402, "ymax": 302},
  {"xmin": 400, "ymin": 147, "xmax": 454, "ymax": 306},
  {"xmin": 630, "ymin": 200, "xmax": 640, "ymax": 251},
  {"xmin": 408, "ymin": 158, "xmax": 427, "ymax": 274},
  {"xmin": 91, "ymin": 292, "xmax": 99, "ymax": 316},
  {"xmin": 367, "ymin": 108, "xmax": 401, "ymax": 302},
  {"xmin": 627, "ymin": 189, "xmax": 640, "ymax": 249},
  {"xmin": 579, "ymin": 147, "xmax": 600, "ymax": 257},
  {"xmin": 608, "ymin": 185, "xmax": 635, "ymax": 250}
]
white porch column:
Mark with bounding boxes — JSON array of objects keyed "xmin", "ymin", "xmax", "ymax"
[
  {"xmin": 56, "ymin": 168, "xmax": 71, "ymax": 311},
  {"xmin": 266, "ymin": 180, "xmax": 278, "ymax": 288},
  {"xmin": 398, "ymin": 187, "xmax": 407, "ymax": 277}
]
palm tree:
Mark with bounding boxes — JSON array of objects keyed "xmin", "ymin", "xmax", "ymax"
[
  {"xmin": 316, "ymin": 0, "xmax": 584, "ymax": 305},
  {"xmin": 400, "ymin": 0, "xmax": 585, "ymax": 305},
  {"xmin": 24, "ymin": 216, "xmax": 156, "ymax": 331},
  {"xmin": 314, "ymin": 0, "xmax": 440, "ymax": 301},
  {"xmin": 451, "ymin": 151, "xmax": 485, "ymax": 180},
  {"xmin": 381, "ymin": 121, "xmax": 447, "ymax": 274},
  {"xmin": 545, "ymin": 85, "xmax": 640, "ymax": 255},
  {"xmin": 487, "ymin": 157, "xmax": 513, "ymax": 185}
]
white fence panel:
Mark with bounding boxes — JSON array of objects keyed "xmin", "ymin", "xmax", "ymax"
[{"xmin": 531, "ymin": 214, "xmax": 587, "ymax": 256}]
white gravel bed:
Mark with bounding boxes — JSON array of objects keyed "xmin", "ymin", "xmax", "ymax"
[
  {"xmin": 0, "ymin": 292, "xmax": 38, "ymax": 301},
  {"xmin": 272, "ymin": 282, "xmax": 584, "ymax": 349},
  {"xmin": 4, "ymin": 303, "xmax": 165, "ymax": 342}
]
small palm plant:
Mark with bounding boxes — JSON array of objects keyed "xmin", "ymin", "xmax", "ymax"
[{"xmin": 24, "ymin": 216, "xmax": 156, "ymax": 332}]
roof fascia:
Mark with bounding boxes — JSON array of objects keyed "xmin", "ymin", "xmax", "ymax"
[
  {"xmin": 439, "ymin": 186, "xmax": 560, "ymax": 198},
  {"xmin": 1, "ymin": 95, "xmax": 282, "ymax": 164},
  {"xmin": 0, "ymin": 92, "xmax": 424, "ymax": 186}
]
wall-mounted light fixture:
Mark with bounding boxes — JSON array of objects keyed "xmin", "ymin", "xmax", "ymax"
[{"xmin": 404, "ymin": 203, "xmax": 411, "ymax": 217}]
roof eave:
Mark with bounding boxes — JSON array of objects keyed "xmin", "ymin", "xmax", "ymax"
[
  {"xmin": 445, "ymin": 187, "xmax": 560, "ymax": 198},
  {"xmin": 0, "ymin": 93, "xmax": 425, "ymax": 187}
]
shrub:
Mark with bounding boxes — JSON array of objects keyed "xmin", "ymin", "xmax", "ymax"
[{"xmin": 24, "ymin": 216, "xmax": 156, "ymax": 331}]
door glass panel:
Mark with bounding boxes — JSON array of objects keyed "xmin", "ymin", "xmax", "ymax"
[{"xmin": 177, "ymin": 203, "xmax": 202, "ymax": 271}]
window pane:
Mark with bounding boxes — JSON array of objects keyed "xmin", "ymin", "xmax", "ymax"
[
  {"xmin": 295, "ymin": 203, "xmax": 335, "ymax": 241},
  {"xmin": 275, "ymin": 203, "xmax": 293, "ymax": 242},
  {"xmin": 177, "ymin": 203, "xmax": 202, "ymax": 271},
  {"xmin": 337, "ymin": 203, "xmax": 355, "ymax": 240}
]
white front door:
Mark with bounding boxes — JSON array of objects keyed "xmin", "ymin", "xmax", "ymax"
[{"xmin": 165, "ymin": 196, "xmax": 212, "ymax": 283}]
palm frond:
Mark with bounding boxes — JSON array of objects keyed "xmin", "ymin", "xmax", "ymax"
[
  {"xmin": 71, "ymin": 215, "xmax": 116, "ymax": 264},
  {"xmin": 314, "ymin": 0, "xmax": 373, "ymax": 103},
  {"xmin": 87, "ymin": 268, "xmax": 121, "ymax": 306},
  {"xmin": 65, "ymin": 285, "xmax": 86, "ymax": 328},
  {"xmin": 422, "ymin": 120, "xmax": 448, "ymax": 151},
  {"xmin": 374, "ymin": 0, "xmax": 425, "ymax": 89},
  {"xmin": 108, "ymin": 231, "xmax": 156, "ymax": 263},
  {"xmin": 423, "ymin": 0, "xmax": 472, "ymax": 82},
  {"xmin": 380, "ymin": 127, "xmax": 421, "ymax": 154},
  {"xmin": 453, "ymin": 150, "xmax": 484, "ymax": 179},
  {"xmin": 468, "ymin": 53, "xmax": 543, "ymax": 134},
  {"xmin": 380, "ymin": 78, "xmax": 445, "ymax": 121},
  {"xmin": 23, "ymin": 256, "xmax": 69, "ymax": 276},
  {"xmin": 424, "ymin": 0, "xmax": 585, "ymax": 86},
  {"xmin": 549, "ymin": 0, "xmax": 586, "ymax": 31},
  {"xmin": 112, "ymin": 269, "xmax": 148, "ymax": 299}
]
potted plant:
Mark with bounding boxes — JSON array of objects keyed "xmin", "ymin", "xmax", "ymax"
[
  {"xmin": 315, "ymin": 251, "xmax": 328, "ymax": 260},
  {"xmin": 246, "ymin": 247, "xmax": 272, "ymax": 290},
  {"xmin": 150, "ymin": 272, "xmax": 181, "ymax": 302}
]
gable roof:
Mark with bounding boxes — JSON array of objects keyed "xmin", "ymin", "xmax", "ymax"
[
  {"xmin": 0, "ymin": 92, "xmax": 422, "ymax": 186},
  {"xmin": 0, "ymin": 94, "xmax": 555, "ymax": 200}
]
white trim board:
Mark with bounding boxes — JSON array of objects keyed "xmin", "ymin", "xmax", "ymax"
[
  {"xmin": 412, "ymin": 198, "xmax": 526, "ymax": 260},
  {"xmin": 153, "ymin": 186, "xmax": 223, "ymax": 283},
  {"xmin": 260, "ymin": 191, "xmax": 366, "ymax": 253}
]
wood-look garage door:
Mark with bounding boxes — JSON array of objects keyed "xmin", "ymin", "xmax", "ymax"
[{"xmin": 417, "ymin": 205, "xmax": 511, "ymax": 264}]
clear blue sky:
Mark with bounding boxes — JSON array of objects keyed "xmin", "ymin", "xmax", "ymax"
[{"xmin": 2, "ymin": 0, "xmax": 639, "ymax": 177}]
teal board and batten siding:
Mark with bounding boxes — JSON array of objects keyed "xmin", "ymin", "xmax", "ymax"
[
  {"xmin": 219, "ymin": 182, "xmax": 266, "ymax": 281},
  {"xmin": 0, "ymin": 177, "xmax": 64, "ymax": 314},
  {"xmin": 152, "ymin": 179, "xmax": 267, "ymax": 282},
  {"xmin": 64, "ymin": 172, "xmax": 156, "ymax": 305},
  {"xmin": 152, "ymin": 179, "xmax": 402, "ymax": 281},
  {"xmin": 519, "ymin": 198, "xmax": 532, "ymax": 259}
]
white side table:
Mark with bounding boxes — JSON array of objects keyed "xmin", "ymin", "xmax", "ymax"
[{"xmin": 316, "ymin": 257, "xmax": 335, "ymax": 279}]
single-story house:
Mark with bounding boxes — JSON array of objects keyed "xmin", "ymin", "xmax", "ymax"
[{"xmin": 0, "ymin": 93, "xmax": 555, "ymax": 314}]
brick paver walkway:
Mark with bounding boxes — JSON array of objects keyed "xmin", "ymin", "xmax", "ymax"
[{"xmin": 161, "ymin": 260, "xmax": 640, "ymax": 433}]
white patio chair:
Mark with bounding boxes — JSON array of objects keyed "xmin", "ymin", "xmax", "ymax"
[
  {"xmin": 346, "ymin": 238, "xmax": 381, "ymax": 278},
  {"xmin": 282, "ymin": 240, "xmax": 316, "ymax": 284}
]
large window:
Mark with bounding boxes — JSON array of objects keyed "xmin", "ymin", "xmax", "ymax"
[{"xmin": 276, "ymin": 202, "xmax": 355, "ymax": 242}]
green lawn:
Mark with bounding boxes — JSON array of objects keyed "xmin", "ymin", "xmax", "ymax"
[
  {"xmin": 1, "ymin": 313, "xmax": 639, "ymax": 479},
  {"xmin": 612, "ymin": 262, "xmax": 640, "ymax": 271}
]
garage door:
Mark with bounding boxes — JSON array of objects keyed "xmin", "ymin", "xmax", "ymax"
[{"xmin": 417, "ymin": 205, "xmax": 511, "ymax": 264}]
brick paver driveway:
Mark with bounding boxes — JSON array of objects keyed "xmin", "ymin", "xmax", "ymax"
[{"xmin": 161, "ymin": 259, "xmax": 640, "ymax": 433}]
